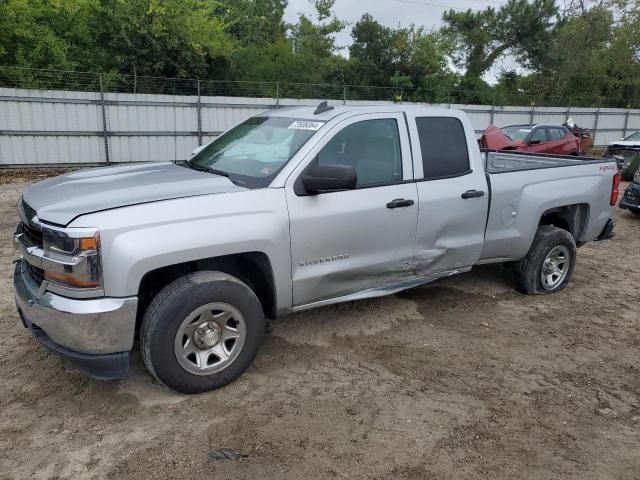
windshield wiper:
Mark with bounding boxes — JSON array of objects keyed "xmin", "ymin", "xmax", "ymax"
[
  {"xmin": 183, "ymin": 159, "xmax": 207, "ymax": 171},
  {"xmin": 184, "ymin": 159, "xmax": 230, "ymax": 177},
  {"xmin": 207, "ymin": 167, "xmax": 230, "ymax": 177}
]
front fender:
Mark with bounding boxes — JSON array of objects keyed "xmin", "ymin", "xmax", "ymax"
[{"xmin": 70, "ymin": 189, "xmax": 292, "ymax": 310}]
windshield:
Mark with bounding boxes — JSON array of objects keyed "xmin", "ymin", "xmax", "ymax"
[
  {"xmin": 501, "ymin": 126, "xmax": 532, "ymax": 141},
  {"xmin": 624, "ymin": 131, "xmax": 640, "ymax": 141},
  {"xmin": 189, "ymin": 116, "xmax": 322, "ymax": 188}
]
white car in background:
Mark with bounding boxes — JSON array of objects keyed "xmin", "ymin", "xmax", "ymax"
[
  {"xmin": 611, "ymin": 131, "xmax": 640, "ymax": 146},
  {"xmin": 604, "ymin": 131, "xmax": 640, "ymax": 180}
]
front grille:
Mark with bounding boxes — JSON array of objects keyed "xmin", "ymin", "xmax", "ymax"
[
  {"xmin": 18, "ymin": 200, "xmax": 43, "ymax": 248},
  {"xmin": 18, "ymin": 221, "xmax": 43, "ymax": 249},
  {"xmin": 21, "ymin": 200, "xmax": 37, "ymax": 222},
  {"xmin": 25, "ymin": 262, "xmax": 44, "ymax": 286}
]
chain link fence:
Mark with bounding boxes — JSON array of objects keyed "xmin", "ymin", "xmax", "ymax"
[{"xmin": 2, "ymin": 66, "xmax": 638, "ymax": 108}]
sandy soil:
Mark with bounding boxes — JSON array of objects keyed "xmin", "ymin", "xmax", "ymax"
[{"xmin": 0, "ymin": 174, "xmax": 638, "ymax": 480}]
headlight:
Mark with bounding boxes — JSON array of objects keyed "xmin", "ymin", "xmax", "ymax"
[
  {"xmin": 635, "ymin": 168, "xmax": 640, "ymax": 184},
  {"xmin": 42, "ymin": 227, "xmax": 102, "ymax": 289}
]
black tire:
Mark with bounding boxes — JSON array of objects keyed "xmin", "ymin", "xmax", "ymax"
[
  {"xmin": 513, "ymin": 225, "xmax": 576, "ymax": 295},
  {"xmin": 629, "ymin": 208, "xmax": 640, "ymax": 216},
  {"xmin": 140, "ymin": 271, "xmax": 265, "ymax": 394}
]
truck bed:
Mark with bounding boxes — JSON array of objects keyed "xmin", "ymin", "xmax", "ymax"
[
  {"xmin": 483, "ymin": 150, "xmax": 605, "ymax": 173},
  {"xmin": 478, "ymin": 150, "xmax": 617, "ymax": 264}
]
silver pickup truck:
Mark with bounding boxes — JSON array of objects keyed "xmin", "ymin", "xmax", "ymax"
[{"xmin": 13, "ymin": 104, "xmax": 619, "ymax": 393}]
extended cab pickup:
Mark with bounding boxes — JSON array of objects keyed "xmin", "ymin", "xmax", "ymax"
[{"xmin": 13, "ymin": 104, "xmax": 619, "ymax": 393}]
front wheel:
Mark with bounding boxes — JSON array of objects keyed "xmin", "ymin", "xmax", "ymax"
[
  {"xmin": 513, "ymin": 225, "xmax": 577, "ymax": 295},
  {"xmin": 140, "ymin": 271, "xmax": 265, "ymax": 393}
]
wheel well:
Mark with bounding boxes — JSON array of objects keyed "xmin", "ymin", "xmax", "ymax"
[
  {"xmin": 136, "ymin": 252, "xmax": 277, "ymax": 330},
  {"xmin": 539, "ymin": 204, "xmax": 589, "ymax": 241}
]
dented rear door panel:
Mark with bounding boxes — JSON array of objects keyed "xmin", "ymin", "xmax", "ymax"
[{"xmin": 406, "ymin": 111, "xmax": 490, "ymax": 276}]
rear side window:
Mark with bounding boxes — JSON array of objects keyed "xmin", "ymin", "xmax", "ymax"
[
  {"xmin": 549, "ymin": 128, "xmax": 566, "ymax": 140},
  {"xmin": 415, "ymin": 117, "xmax": 470, "ymax": 179}
]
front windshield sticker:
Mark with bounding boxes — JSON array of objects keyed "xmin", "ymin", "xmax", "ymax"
[{"xmin": 288, "ymin": 120, "xmax": 325, "ymax": 131}]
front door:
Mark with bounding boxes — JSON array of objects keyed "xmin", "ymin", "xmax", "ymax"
[{"xmin": 285, "ymin": 113, "xmax": 418, "ymax": 308}]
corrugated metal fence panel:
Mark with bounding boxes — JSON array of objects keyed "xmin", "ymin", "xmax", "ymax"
[
  {"xmin": 627, "ymin": 112, "xmax": 640, "ymax": 131},
  {"xmin": 531, "ymin": 107, "xmax": 569, "ymax": 124},
  {"xmin": 493, "ymin": 106, "xmax": 533, "ymax": 127},
  {"xmin": 0, "ymin": 87, "xmax": 104, "ymax": 165},
  {"xmin": 0, "ymin": 89, "xmax": 102, "ymax": 131},
  {"xmin": 0, "ymin": 135, "xmax": 104, "ymax": 165},
  {"xmin": 595, "ymin": 108, "xmax": 628, "ymax": 145},
  {"xmin": 3, "ymin": 87, "xmax": 640, "ymax": 166},
  {"xmin": 105, "ymin": 92, "xmax": 193, "ymax": 163}
]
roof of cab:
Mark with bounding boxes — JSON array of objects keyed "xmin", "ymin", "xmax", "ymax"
[{"xmin": 262, "ymin": 104, "xmax": 464, "ymax": 121}]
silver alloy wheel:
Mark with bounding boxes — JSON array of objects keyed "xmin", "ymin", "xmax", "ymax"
[
  {"xmin": 174, "ymin": 302, "xmax": 246, "ymax": 376},
  {"xmin": 540, "ymin": 245, "xmax": 570, "ymax": 290}
]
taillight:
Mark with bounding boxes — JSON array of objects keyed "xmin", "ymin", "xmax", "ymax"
[{"xmin": 610, "ymin": 173, "xmax": 621, "ymax": 206}]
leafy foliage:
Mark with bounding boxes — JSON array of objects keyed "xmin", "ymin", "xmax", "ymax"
[{"xmin": 0, "ymin": 0, "xmax": 639, "ymax": 107}]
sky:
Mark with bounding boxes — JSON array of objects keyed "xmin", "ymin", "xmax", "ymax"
[
  {"xmin": 283, "ymin": 0, "xmax": 518, "ymax": 83},
  {"xmin": 283, "ymin": 0, "xmax": 508, "ymax": 48}
]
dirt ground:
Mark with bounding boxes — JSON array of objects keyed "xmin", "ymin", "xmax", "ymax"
[{"xmin": 0, "ymin": 172, "xmax": 638, "ymax": 480}]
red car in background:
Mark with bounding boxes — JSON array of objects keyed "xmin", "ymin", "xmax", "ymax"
[{"xmin": 480, "ymin": 124, "xmax": 582, "ymax": 156}]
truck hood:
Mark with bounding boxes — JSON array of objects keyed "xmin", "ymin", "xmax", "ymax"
[
  {"xmin": 480, "ymin": 125, "xmax": 521, "ymax": 150},
  {"xmin": 22, "ymin": 162, "xmax": 246, "ymax": 226}
]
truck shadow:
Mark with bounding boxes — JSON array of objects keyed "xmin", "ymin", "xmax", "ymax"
[{"xmin": 271, "ymin": 263, "xmax": 516, "ymax": 347}]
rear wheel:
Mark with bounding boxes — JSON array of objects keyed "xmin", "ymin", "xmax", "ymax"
[
  {"xmin": 513, "ymin": 225, "xmax": 576, "ymax": 295},
  {"xmin": 140, "ymin": 271, "xmax": 265, "ymax": 393}
]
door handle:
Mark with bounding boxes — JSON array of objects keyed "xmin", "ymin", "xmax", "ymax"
[
  {"xmin": 386, "ymin": 198, "xmax": 415, "ymax": 209},
  {"xmin": 461, "ymin": 190, "xmax": 485, "ymax": 199}
]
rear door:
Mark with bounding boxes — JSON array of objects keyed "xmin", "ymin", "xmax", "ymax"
[
  {"xmin": 546, "ymin": 127, "xmax": 562, "ymax": 153},
  {"xmin": 285, "ymin": 113, "xmax": 419, "ymax": 307},
  {"xmin": 405, "ymin": 113, "xmax": 489, "ymax": 276},
  {"xmin": 548, "ymin": 127, "xmax": 576, "ymax": 155}
]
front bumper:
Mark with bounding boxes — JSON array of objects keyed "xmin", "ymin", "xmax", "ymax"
[
  {"xmin": 619, "ymin": 182, "xmax": 640, "ymax": 211},
  {"xmin": 13, "ymin": 260, "xmax": 137, "ymax": 379}
]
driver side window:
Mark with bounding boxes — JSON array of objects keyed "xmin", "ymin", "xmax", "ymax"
[{"xmin": 317, "ymin": 119, "xmax": 402, "ymax": 187}]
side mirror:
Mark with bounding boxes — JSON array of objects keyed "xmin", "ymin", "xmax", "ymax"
[
  {"xmin": 302, "ymin": 164, "xmax": 357, "ymax": 194},
  {"xmin": 528, "ymin": 139, "xmax": 541, "ymax": 145}
]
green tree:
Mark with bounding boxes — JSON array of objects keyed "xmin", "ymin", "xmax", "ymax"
[
  {"xmin": 95, "ymin": 0, "xmax": 236, "ymax": 78},
  {"xmin": 287, "ymin": 0, "xmax": 345, "ymax": 84},
  {"xmin": 348, "ymin": 14, "xmax": 395, "ymax": 86},
  {"xmin": 443, "ymin": 0, "xmax": 558, "ymax": 78},
  {"xmin": 495, "ymin": 1, "xmax": 640, "ymax": 107},
  {"xmin": 348, "ymin": 14, "xmax": 455, "ymax": 100},
  {"xmin": 224, "ymin": 0, "xmax": 295, "ymax": 83},
  {"xmin": 0, "ymin": 0, "xmax": 96, "ymax": 70}
]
